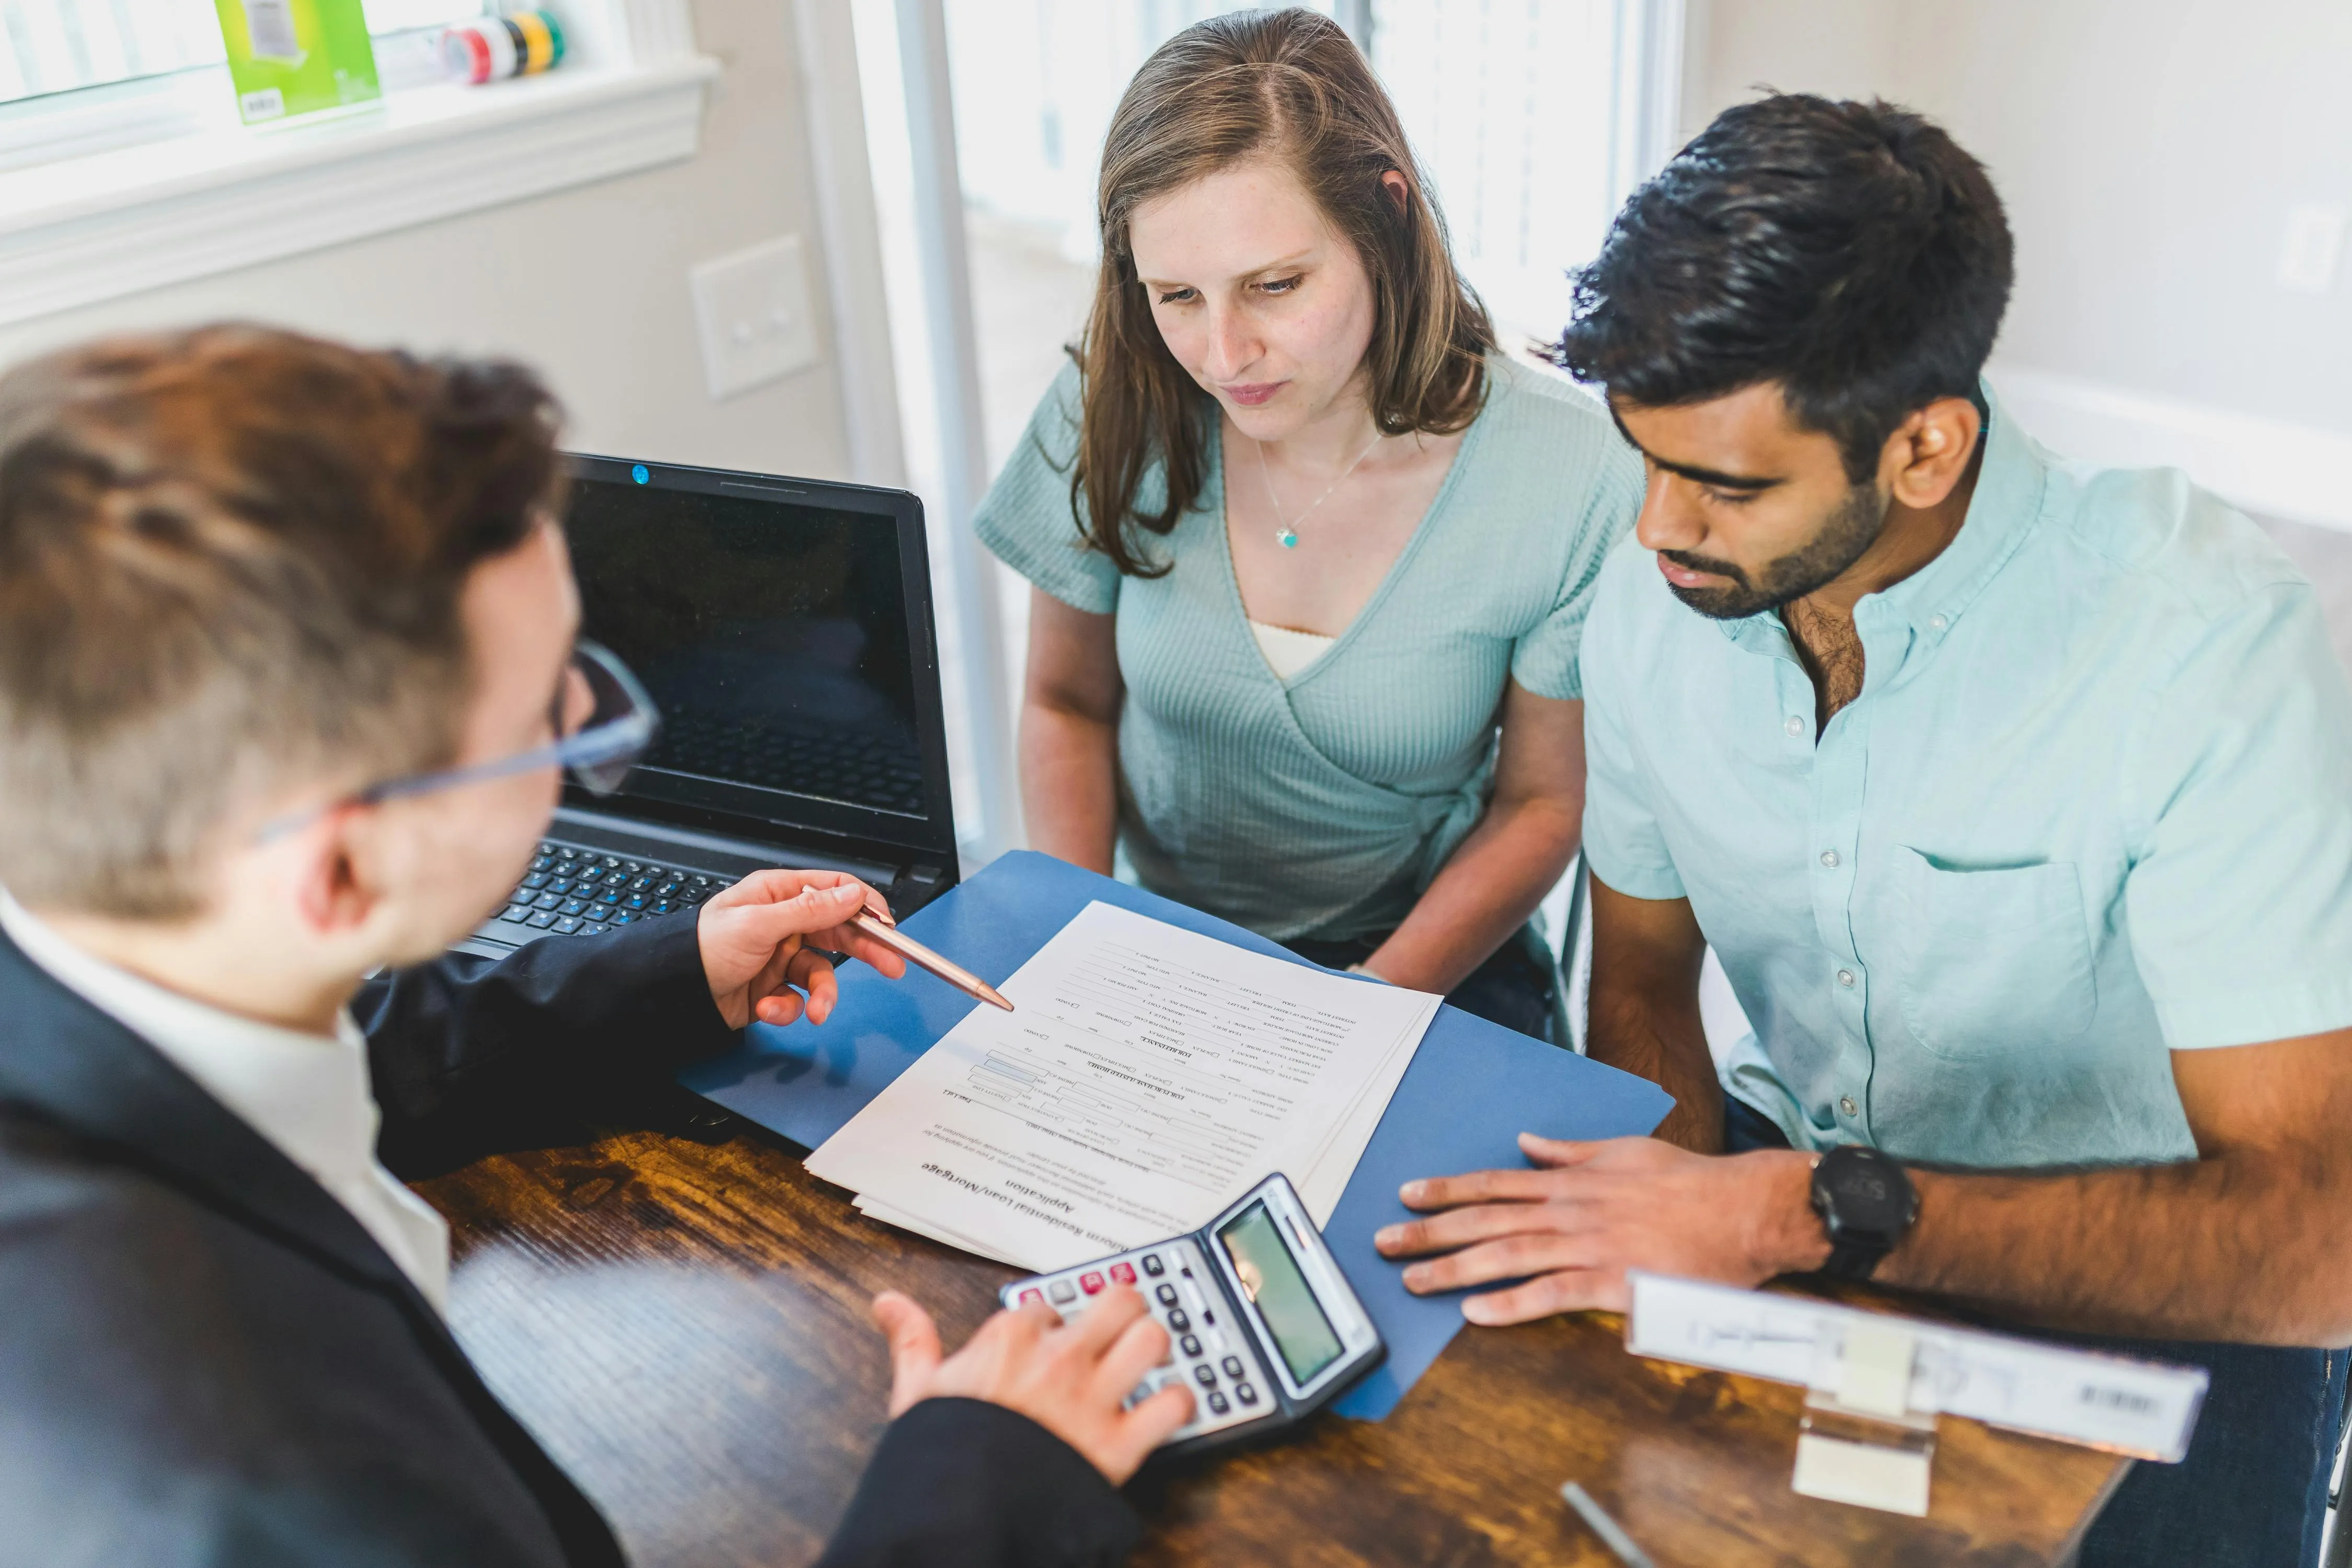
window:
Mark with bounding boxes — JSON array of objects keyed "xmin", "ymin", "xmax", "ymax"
[
  {"xmin": 0, "ymin": 1, "xmax": 487, "ymax": 106},
  {"xmin": 0, "ymin": 0, "xmax": 717, "ymax": 328}
]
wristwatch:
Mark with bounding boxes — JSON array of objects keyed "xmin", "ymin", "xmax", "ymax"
[{"xmin": 1808, "ymin": 1145, "xmax": 1919, "ymax": 1281}]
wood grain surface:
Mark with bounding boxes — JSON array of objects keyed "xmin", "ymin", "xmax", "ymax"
[{"xmin": 416, "ymin": 1105, "xmax": 2125, "ymax": 1568}]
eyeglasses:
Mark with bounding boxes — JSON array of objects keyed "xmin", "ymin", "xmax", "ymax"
[{"xmin": 257, "ymin": 640, "xmax": 659, "ymax": 841}]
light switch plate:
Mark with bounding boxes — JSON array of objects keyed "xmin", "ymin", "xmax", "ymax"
[
  {"xmin": 2277, "ymin": 203, "xmax": 2346, "ymax": 297},
  {"xmin": 689, "ymin": 235, "xmax": 821, "ymax": 401}
]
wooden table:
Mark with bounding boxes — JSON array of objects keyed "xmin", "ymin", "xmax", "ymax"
[{"xmin": 417, "ymin": 1101, "xmax": 2127, "ymax": 1567}]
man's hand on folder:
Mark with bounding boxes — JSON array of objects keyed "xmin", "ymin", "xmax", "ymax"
[
  {"xmin": 1372, "ymin": 1133, "xmax": 1825, "ymax": 1325},
  {"xmin": 698, "ymin": 871, "xmax": 909, "ymax": 1029},
  {"xmin": 871, "ymin": 1286, "xmax": 1195, "ymax": 1483}
]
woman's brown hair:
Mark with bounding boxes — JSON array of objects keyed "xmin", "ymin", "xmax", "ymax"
[{"xmin": 1072, "ymin": 7, "xmax": 1494, "ymax": 577}]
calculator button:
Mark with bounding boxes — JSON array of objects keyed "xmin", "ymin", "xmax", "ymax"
[
  {"xmin": 527, "ymin": 911, "xmax": 558, "ymax": 928},
  {"xmin": 552, "ymin": 917, "xmax": 582, "ymax": 935},
  {"xmin": 1048, "ymin": 1280, "xmax": 1076, "ymax": 1304},
  {"xmin": 1018, "ymin": 1289, "xmax": 1043, "ymax": 1306},
  {"xmin": 1079, "ymin": 1272, "xmax": 1105, "ymax": 1295},
  {"xmin": 1110, "ymin": 1261, "xmax": 1136, "ymax": 1285},
  {"xmin": 1221, "ymin": 1356, "xmax": 1244, "ymax": 1378},
  {"xmin": 1142, "ymin": 1254, "xmax": 1165, "ymax": 1277},
  {"xmin": 1207, "ymin": 1391, "xmax": 1230, "ymax": 1415},
  {"xmin": 584, "ymin": 923, "xmax": 610, "ymax": 935},
  {"xmin": 1193, "ymin": 1365, "xmax": 1217, "ymax": 1387},
  {"xmin": 1180, "ymin": 1334, "xmax": 1201, "ymax": 1357},
  {"xmin": 1166, "ymin": 1308, "xmax": 1190, "ymax": 1333},
  {"xmin": 1235, "ymin": 1382, "xmax": 1259, "ymax": 1406},
  {"xmin": 1154, "ymin": 1284, "xmax": 1179, "ymax": 1306}
]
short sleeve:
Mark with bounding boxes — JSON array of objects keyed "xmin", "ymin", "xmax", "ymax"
[
  {"xmin": 2124, "ymin": 582, "xmax": 2352, "ymax": 1048},
  {"xmin": 1577, "ymin": 543, "xmax": 1688, "ymax": 901},
  {"xmin": 1509, "ymin": 411, "xmax": 1645, "ymax": 700},
  {"xmin": 971, "ymin": 361, "xmax": 1122, "ymax": 616}
]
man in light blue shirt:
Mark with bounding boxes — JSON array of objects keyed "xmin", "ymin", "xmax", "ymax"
[{"xmin": 1376, "ymin": 97, "xmax": 2352, "ymax": 1566}]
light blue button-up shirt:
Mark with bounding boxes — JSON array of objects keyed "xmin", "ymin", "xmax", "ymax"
[{"xmin": 1579, "ymin": 388, "xmax": 2352, "ymax": 1168}]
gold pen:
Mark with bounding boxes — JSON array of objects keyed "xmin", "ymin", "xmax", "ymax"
[{"xmin": 847, "ymin": 888, "xmax": 1014, "ymax": 1012}]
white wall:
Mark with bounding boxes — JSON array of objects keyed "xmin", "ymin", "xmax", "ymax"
[
  {"xmin": 1679, "ymin": 0, "xmax": 2351, "ymax": 528},
  {"xmin": 0, "ymin": 0, "xmax": 852, "ymax": 479}
]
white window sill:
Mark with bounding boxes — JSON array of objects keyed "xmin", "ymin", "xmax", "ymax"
[{"xmin": 0, "ymin": 55, "xmax": 719, "ymax": 329}]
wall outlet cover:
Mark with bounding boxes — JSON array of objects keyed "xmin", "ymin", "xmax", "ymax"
[{"xmin": 690, "ymin": 234, "xmax": 822, "ymax": 401}]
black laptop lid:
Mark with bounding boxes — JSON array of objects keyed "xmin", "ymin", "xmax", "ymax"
[{"xmin": 560, "ymin": 455, "xmax": 957, "ymax": 870}]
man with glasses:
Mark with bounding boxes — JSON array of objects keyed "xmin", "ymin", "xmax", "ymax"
[{"xmin": 0, "ymin": 328, "xmax": 1190, "ymax": 1566}]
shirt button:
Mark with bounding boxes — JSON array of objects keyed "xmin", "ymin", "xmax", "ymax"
[
  {"xmin": 1840, "ymin": 1095, "xmax": 1859, "ymax": 1116},
  {"xmin": 1784, "ymin": 715, "xmax": 1805, "ymax": 737},
  {"xmin": 1837, "ymin": 969, "xmax": 1855, "ymax": 988},
  {"xmin": 1928, "ymin": 613, "xmax": 1949, "ymax": 631},
  {"xmin": 1820, "ymin": 850, "xmax": 1840, "ymax": 868}
]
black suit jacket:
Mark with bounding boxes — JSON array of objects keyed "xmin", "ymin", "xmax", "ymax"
[{"xmin": 0, "ymin": 916, "xmax": 1140, "ymax": 1567}]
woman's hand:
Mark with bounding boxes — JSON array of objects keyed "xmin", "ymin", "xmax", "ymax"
[
  {"xmin": 696, "ymin": 869, "xmax": 908, "ymax": 1029},
  {"xmin": 872, "ymin": 1287, "xmax": 1194, "ymax": 1484}
]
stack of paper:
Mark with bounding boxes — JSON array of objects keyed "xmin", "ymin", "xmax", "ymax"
[{"xmin": 807, "ymin": 901, "xmax": 1440, "ymax": 1272}]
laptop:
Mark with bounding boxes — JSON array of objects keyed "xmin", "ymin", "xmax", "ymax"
[{"xmin": 459, "ymin": 454, "xmax": 960, "ymax": 960}]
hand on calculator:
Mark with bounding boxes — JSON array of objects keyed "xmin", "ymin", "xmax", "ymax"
[{"xmin": 871, "ymin": 1286, "xmax": 1196, "ymax": 1483}]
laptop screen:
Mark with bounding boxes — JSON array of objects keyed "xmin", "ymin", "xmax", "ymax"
[{"xmin": 562, "ymin": 458, "xmax": 953, "ymax": 861}]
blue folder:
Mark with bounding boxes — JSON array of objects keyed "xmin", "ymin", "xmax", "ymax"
[{"xmin": 681, "ymin": 851, "xmax": 1673, "ymax": 1420}]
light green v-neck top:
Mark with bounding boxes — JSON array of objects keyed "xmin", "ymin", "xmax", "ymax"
[{"xmin": 974, "ymin": 354, "xmax": 1642, "ymax": 943}]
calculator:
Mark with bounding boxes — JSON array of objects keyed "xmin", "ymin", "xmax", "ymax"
[{"xmin": 998, "ymin": 1172, "xmax": 1385, "ymax": 1456}]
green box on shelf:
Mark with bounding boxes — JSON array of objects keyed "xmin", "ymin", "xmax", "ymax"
[{"xmin": 214, "ymin": 0, "xmax": 383, "ymax": 125}]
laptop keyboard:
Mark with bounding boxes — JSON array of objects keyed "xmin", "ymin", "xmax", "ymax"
[{"xmin": 487, "ymin": 839, "xmax": 732, "ymax": 940}]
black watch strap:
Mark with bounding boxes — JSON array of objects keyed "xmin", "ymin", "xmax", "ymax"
[{"xmin": 1821, "ymin": 1233, "xmax": 1892, "ymax": 1281}]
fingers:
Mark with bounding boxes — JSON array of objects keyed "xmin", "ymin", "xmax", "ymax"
[
  {"xmin": 754, "ymin": 990, "xmax": 806, "ymax": 1027},
  {"xmin": 1398, "ymin": 1167, "xmax": 1561, "ymax": 1210},
  {"xmin": 1103, "ymin": 1383, "xmax": 1195, "ymax": 1482},
  {"xmin": 785, "ymin": 948, "xmax": 839, "ymax": 1024},
  {"xmin": 1518, "ymin": 1132, "xmax": 1603, "ymax": 1169},
  {"xmin": 873, "ymin": 1292, "xmax": 944, "ymax": 1418},
  {"xmin": 1460, "ymin": 1267, "xmax": 1621, "ymax": 1326},
  {"xmin": 1399, "ymin": 1233, "xmax": 1602, "ymax": 1295},
  {"xmin": 1065, "ymin": 1286, "xmax": 1152, "ymax": 1355},
  {"xmin": 1091, "ymin": 1310, "xmax": 1173, "ymax": 1402},
  {"xmin": 1375, "ymin": 1199, "xmax": 1589, "ymax": 1259}
]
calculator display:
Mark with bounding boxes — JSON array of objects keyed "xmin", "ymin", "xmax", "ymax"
[{"xmin": 1217, "ymin": 1201, "xmax": 1344, "ymax": 1385}]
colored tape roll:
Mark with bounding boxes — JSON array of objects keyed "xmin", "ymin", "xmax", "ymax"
[{"xmin": 441, "ymin": 11, "xmax": 564, "ymax": 85}]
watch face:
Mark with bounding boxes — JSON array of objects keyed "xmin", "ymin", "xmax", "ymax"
[{"xmin": 1824, "ymin": 1149, "xmax": 1911, "ymax": 1236}]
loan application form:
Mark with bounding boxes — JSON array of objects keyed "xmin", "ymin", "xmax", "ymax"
[{"xmin": 806, "ymin": 901, "xmax": 1440, "ymax": 1271}]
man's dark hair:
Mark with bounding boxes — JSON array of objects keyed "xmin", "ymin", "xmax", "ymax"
[
  {"xmin": 1551, "ymin": 94, "xmax": 2013, "ymax": 481},
  {"xmin": 0, "ymin": 325, "xmax": 561, "ymax": 918}
]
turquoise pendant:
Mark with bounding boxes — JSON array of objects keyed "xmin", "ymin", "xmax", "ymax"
[{"xmin": 1276, "ymin": 528, "xmax": 1298, "ymax": 549}]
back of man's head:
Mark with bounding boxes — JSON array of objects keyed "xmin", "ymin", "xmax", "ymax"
[
  {"xmin": 0, "ymin": 325, "xmax": 561, "ymax": 920},
  {"xmin": 1551, "ymin": 94, "xmax": 2013, "ymax": 480}
]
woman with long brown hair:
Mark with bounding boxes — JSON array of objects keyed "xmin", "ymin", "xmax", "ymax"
[{"xmin": 973, "ymin": 8, "xmax": 1640, "ymax": 1036}]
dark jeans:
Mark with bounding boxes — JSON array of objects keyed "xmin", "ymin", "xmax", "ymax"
[
  {"xmin": 1283, "ymin": 926, "xmax": 1556, "ymax": 1043},
  {"xmin": 1724, "ymin": 1098, "xmax": 2349, "ymax": 1567}
]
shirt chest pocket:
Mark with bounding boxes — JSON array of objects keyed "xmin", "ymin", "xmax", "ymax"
[{"xmin": 1890, "ymin": 849, "xmax": 2096, "ymax": 1059}]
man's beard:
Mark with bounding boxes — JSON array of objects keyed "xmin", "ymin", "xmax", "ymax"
[{"xmin": 1659, "ymin": 482, "xmax": 1889, "ymax": 620}]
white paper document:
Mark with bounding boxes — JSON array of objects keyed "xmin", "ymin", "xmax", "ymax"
[{"xmin": 806, "ymin": 901, "xmax": 1439, "ymax": 1271}]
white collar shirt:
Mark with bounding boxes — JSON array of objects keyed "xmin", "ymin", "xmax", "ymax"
[{"xmin": 0, "ymin": 891, "xmax": 450, "ymax": 1312}]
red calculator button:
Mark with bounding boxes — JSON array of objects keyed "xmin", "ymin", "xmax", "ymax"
[
  {"xmin": 1018, "ymin": 1288, "xmax": 1044, "ymax": 1306},
  {"xmin": 1080, "ymin": 1272, "xmax": 1106, "ymax": 1295},
  {"xmin": 1109, "ymin": 1262, "xmax": 1136, "ymax": 1285}
]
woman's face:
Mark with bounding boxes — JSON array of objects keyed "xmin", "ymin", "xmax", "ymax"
[{"xmin": 1127, "ymin": 157, "xmax": 1381, "ymax": 442}]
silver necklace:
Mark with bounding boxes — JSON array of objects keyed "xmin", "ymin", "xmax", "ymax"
[{"xmin": 1256, "ymin": 428, "xmax": 1382, "ymax": 549}]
